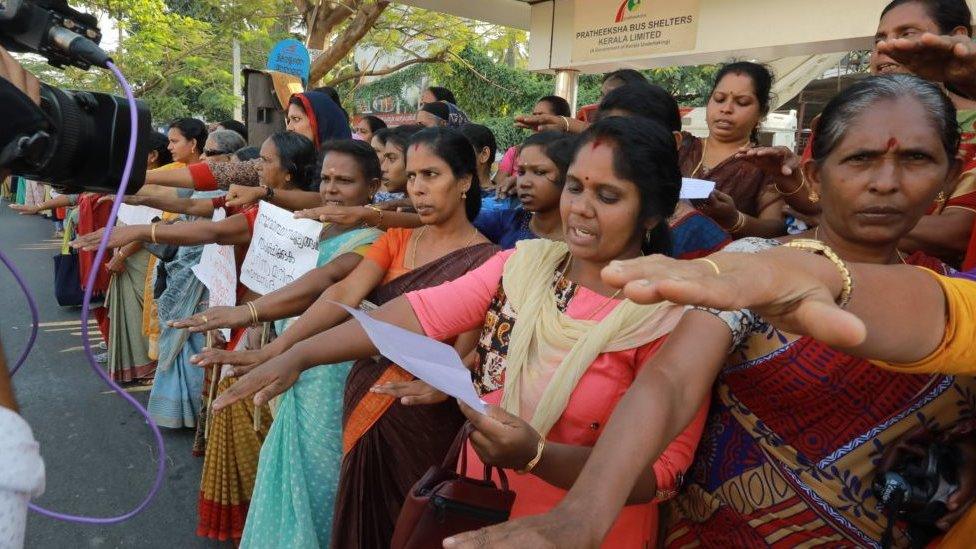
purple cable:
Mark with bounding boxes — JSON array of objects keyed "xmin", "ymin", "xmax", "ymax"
[
  {"xmin": 0, "ymin": 248, "xmax": 39, "ymax": 375},
  {"xmin": 8, "ymin": 61, "xmax": 167, "ymax": 524}
]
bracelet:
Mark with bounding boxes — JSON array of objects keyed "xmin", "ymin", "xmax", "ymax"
[
  {"xmin": 246, "ymin": 301, "xmax": 260, "ymax": 326},
  {"xmin": 727, "ymin": 211, "xmax": 747, "ymax": 234},
  {"xmin": 365, "ymin": 205, "xmax": 384, "ymax": 227},
  {"xmin": 561, "ymin": 116, "xmax": 570, "ymax": 132},
  {"xmin": 784, "ymin": 239, "xmax": 854, "ymax": 308},
  {"xmin": 516, "ymin": 437, "xmax": 546, "ymax": 475},
  {"xmin": 774, "ymin": 176, "xmax": 804, "ymax": 196},
  {"xmin": 150, "ymin": 223, "xmax": 158, "ymax": 244}
]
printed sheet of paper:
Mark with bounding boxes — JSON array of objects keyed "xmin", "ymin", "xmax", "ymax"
[
  {"xmin": 191, "ymin": 208, "xmax": 236, "ymax": 339},
  {"xmin": 116, "ymin": 203, "xmax": 164, "ymax": 226},
  {"xmin": 680, "ymin": 177, "xmax": 716, "ymax": 200},
  {"xmin": 240, "ymin": 201, "xmax": 321, "ymax": 295},
  {"xmin": 337, "ymin": 303, "xmax": 488, "ymax": 415}
]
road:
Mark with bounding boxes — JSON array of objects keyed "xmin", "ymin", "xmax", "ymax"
[{"xmin": 0, "ymin": 203, "xmax": 218, "ymax": 548}]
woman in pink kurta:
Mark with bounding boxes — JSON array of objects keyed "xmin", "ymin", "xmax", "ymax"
[{"xmin": 406, "ymin": 247, "xmax": 707, "ymax": 547}]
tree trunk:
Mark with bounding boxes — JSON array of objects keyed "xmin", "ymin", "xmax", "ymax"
[{"xmin": 308, "ymin": 0, "xmax": 389, "ymax": 84}]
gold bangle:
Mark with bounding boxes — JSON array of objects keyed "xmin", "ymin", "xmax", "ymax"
[
  {"xmin": 150, "ymin": 223, "xmax": 158, "ymax": 244},
  {"xmin": 784, "ymin": 238, "xmax": 854, "ymax": 308},
  {"xmin": 695, "ymin": 257, "xmax": 721, "ymax": 276},
  {"xmin": 365, "ymin": 205, "xmax": 384, "ymax": 227},
  {"xmin": 774, "ymin": 177, "xmax": 804, "ymax": 196},
  {"xmin": 728, "ymin": 211, "xmax": 747, "ymax": 234},
  {"xmin": 517, "ymin": 437, "xmax": 546, "ymax": 475},
  {"xmin": 246, "ymin": 301, "xmax": 260, "ymax": 326},
  {"xmin": 561, "ymin": 116, "xmax": 570, "ymax": 132}
]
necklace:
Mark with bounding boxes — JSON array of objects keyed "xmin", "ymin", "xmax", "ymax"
[
  {"xmin": 559, "ymin": 253, "xmax": 623, "ymax": 320},
  {"xmin": 814, "ymin": 226, "xmax": 906, "ymax": 264},
  {"xmin": 409, "ymin": 225, "xmax": 480, "ymax": 268}
]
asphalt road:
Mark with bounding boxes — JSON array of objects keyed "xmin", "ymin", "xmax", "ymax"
[{"xmin": 0, "ymin": 203, "xmax": 218, "ymax": 548}]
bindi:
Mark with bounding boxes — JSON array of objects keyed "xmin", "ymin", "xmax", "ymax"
[{"xmin": 885, "ymin": 137, "xmax": 899, "ymax": 151}]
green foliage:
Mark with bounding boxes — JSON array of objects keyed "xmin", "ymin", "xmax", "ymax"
[{"xmin": 480, "ymin": 117, "xmax": 530, "ymax": 152}]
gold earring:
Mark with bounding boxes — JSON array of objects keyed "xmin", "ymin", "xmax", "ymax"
[
  {"xmin": 936, "ymin": 191, "xmax": 947, "ymax": 203},
  {"xmin": 461, "ymin": 191, "xmax": 467, "ymax": 200},
  {"xmin": 808, "ymin": 190, "xmax": 820, "ymax": 203}
]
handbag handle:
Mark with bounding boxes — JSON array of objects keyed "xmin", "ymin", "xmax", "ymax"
[{"xmin": 446, "ymin": 422, "xmax": 511, "ymax": 492}]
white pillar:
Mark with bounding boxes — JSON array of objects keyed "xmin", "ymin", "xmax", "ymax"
[
  {"xmin": 232, "ymin": 39, "xmax": 243, "ymax": 122},
  {"xmin": 554, "ymin": 69, "xmax": 580, "ymax": 117}
]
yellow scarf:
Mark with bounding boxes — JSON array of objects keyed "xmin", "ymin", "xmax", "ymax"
[{"xmin": 500, "ymin": 239, "xmax": 682, "ymax": 437}]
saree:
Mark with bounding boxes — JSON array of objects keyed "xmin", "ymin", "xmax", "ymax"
[
  {"xmin": 331, "ymin": 242, "xmax": 498, "ymax": 549},
  {"xmin": 105, "ymin": 247, "xmax": 155, "ymax": 382},
  {"xmin": 241, "ymin": 226, "xmax": 382, "ymax": 549},
  {"xmin": 665, "ymin": 239, "xmax": 976, "ymax": 548},
  {"xmin": 145, "ymin": 189, "xmax": 219, "ymax": 429},
  {"xmin": 678, "ymin": 134, "xmax": 782, "ymax": 218}
]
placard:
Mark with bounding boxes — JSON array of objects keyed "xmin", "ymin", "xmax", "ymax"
[
  {"xmin": 116, "ymin": 203, "xmax": 163, "ymax": 226},
  {"xmin": 267, "ymin": 38, "xmax": 311, "ymax": 85},
  {"xmin": 239, "ymin": 201, "xmax": 321, "ymax": 295},
  {"xmin": 572, "ymin": 0, "xmax": 700, "ymax": 63},
  {"xmin": 680, "ymin": 177, "xmax": 716, "ymax": 200},
  {"xmin": 191, "ymin": 208, "xmax": 237, "ymax": 339}
]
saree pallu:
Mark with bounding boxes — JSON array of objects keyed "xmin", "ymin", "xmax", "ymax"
[
  {"xmin": 198, "ymin": 326, "xmax": 272, "ymax": 543},
  {"xmin": 665, "ymin": 251, "xmax": 975, "ymax": 548},
  {"xmin": 241, "ymin": 227, "xmax": 382, "ymax": 549},
  {"xmin": 106, "ymin": 248, "xmax": 155, "ymax": 382},
  {"xmin": 331, "ymin": 242, "xmax": 499, "ymax": 549}
]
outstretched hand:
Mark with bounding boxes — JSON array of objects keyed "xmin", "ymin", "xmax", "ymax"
[
  {"xmin": 225, "ymin": 184, "xmax": 266, "ymax": 208},
  {"xmin": 600, "ymin": 249, "xmax": 867, "ymax": 349},
  {"xmin": 877, "ymin": 32, "xmax": 976, "ymax": 97},
  {"xmin": 369, "ymin": 379, "xmax": 448, "ymax": 406},
  {"xmin": 169, "ymin": 305, "xmax": 250, "ymax": 333},
  {"xmin": 71, "ymin": 225, "xmax": 143, "ymax": 252},
  {"xmin": 207, "ymin": 350, "xmax": 303, "ymax": 411}
]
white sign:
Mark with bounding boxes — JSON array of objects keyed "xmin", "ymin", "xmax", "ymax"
[
  {"xmin": 116, "ymin": 203, "xmax": 163, "ymax": 226},
  {"xmin": 240, "ymin": 201, "xmax": 321, "ymax": 295},
  {"xmin": 338, "ymin": 303, "xmax": 487, "ymax": 414},
  {"xmin": 680, "ymin": 177, "xmax": 716, "ymax": 200},
  {"xmin": 191, "ymin": 208, "xmax": 237, "ymax": 340}
]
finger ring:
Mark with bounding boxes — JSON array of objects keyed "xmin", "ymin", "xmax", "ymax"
[{"xmin": 200, "ymin": 315, "xmax": 209, "ymax": 324}]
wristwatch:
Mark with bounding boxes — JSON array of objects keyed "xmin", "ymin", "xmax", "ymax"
[{"xmin": 261, "ymin": 184, "xmax": 275, "ymax": 199}]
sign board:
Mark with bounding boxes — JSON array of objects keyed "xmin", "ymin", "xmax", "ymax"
[
  {"xmin": 240, "ymin": 201, "xmax": 321, "ymax": 295},
  {"xmin": 116, "ymin": 203, "xmax": 163, "ymax": 226},
  {"xmin": 267, "ymin": 38, "xmax": 311, "ymax": 85},
  {"xmin": 191, "ymin": 208, "xmax": 237, "ymax": 339},
  {"xmin": 572, "ymin": 0, "xmax": 700, "ymax": 63}
]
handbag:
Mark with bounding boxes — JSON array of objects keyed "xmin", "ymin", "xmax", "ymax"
[
  {"xmin": 53, "ymin": 250, "xmax": 84, "ymax": 307},
  {"xmin": 391, "ymin": 423, "xmax": 516, "ymax": 549}
]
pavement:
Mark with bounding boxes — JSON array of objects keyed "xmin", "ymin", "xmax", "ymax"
[{"xmin": 0, "ymin": 203, "xmax": 218, "ymax": 548}]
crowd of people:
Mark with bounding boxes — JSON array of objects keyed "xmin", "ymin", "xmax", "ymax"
[{"xmin": 5, "ymin": 0, "xmax": 976, "ymax": 547}]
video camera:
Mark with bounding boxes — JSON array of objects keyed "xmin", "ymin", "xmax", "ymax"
[{"xmin": 0, "ymin": 0, "xmax": 150, "ymax": 193}]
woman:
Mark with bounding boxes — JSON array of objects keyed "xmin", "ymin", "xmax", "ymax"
[
  {"xmin": 477, "ymin": 131, "xmax": 573, "ymax": 248},
  {"xmin": 416, "ymin": 100, "xmax": 469, "ymax": 129},
  {"xmin": 167, "ymin": 118, "xmax": 207, "ymax": 166},
  {"xmin": 143, "ymin": 91, "xmax": 349, "ymax": 212},
  {"xmin": 369, "ymin": 127, "xmax": 388, "ymax": 159},
  {"xmin": 449, "ymin": 75, "xmax": 976, "ymax": 549},
  {"xmin": 354, "ymin": 114, "xmax": 386, "ymax": 143},
  {"xmin": 194, "ymin": 127, "xmax": 498, "ymax": 548},
  {"xmin": 199, "ymin": 129, "xmax": 246, "ymax": 164},
  {"xmin": 421, "ymin": 85, "xmax": 457, "ymax": 106},
  {"xmin": 372, "ymin": 124, "xmax": 424, "ymax": 208},
  {"xmin": 201, "ymin": 118, "xmax": 709, "ymax": 548},
  {"xmin": 680, "ymin": 62, "xmax": 822, "ymax": 239},
  {"xmin": 497, "ymin": 95, "xmax": 573, "ymax": 184}
]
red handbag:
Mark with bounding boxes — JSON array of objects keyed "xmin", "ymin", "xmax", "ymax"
[{"xmin": 391, "ymin": 423, "xmax": 517, "ymax": 549}]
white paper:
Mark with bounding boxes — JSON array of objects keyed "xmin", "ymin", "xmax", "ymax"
[
  {"xmin": 116, "ymin": 203, "xmax": 163, "ymax": 226},
  {"xmin": 336, "ymin": 303, "xmax": 488, "ymax": 415},
  {"xmin": 191, "ymin": 208, "xmax": 236, "ymax": 339},
  {"xmin": 680, "ymin": 178, "xmax": 716, "ymax": 200},
  {"xmin": 240, "ymin": 201, "xmax": 322, "ymax": 295}
]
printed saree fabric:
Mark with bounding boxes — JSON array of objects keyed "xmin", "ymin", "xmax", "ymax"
[{"xmin": 665, "ymin": 238, "xmax": 975, "ymax": 548}]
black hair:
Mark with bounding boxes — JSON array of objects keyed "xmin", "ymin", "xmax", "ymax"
[
  {"xmin": 710, "ymin": 61, "xmax": 774, "ymax": 142},
  {"xmin": 458, "ymin": 123, "xmax": 498, "ymax": 164},
  {"xmin": 233, "ymin": 146, "xmax": 260, "ymax": 161},
  {"xmin": 148, "ymin": 131, "xmax": 173, "ymax": 166},
  {"xmin": 407, "ymin": 127, "xmax": 482, "ymax": 222},
  {"xmin": 168, "ymin": 118, "xmax": 208, "ymax": 155},
  {"xmin": 320, "ymin": 139, "xmax": 383, "ymax": 185},
  {"xmin": 266, "ymin": 131, "xmax": 318, "ymax": 191},
  {"xmin": 427, "ymin": 86, "xmax": 457, "ymax": 105},
  {"xmin": 420, "ymin": 101, "xmax": 451, "ymax": 123},
  {"xmin": 597, "ymin": 83, "xmax": 682, "ymax": 132},
  {"xmin": 537, "ymin": 95, "xmax": 573, "ymax": 117},
  {"xmin": 812, "ymin": 74, "xmax": 959, "ymax": 165},
  {"xmin": 521, "ymin": 131, "xmax": 576, "ymax": 186},
  {"xmin": 385, "ymin": 124, "xmax": 425, "ymax": 154},
  {"xmin": 573, "ymin": 117, "xmax": 680, "ymax": 256},
  {"xmin": 360, "ymin": 115, "xmax": 387, "ymax": 133},
  {"xmin": 602, "ymin": 69, "xmax": 648, "ymax": 86},
  {"xmin": 218, "ymin": 119, "xmax": 247, "ymax": 141},
  {"xmin": 372, "ymin": 127, "xmax": 391, "ymax": 147},
  {"xmin": 881, "ymin": 0, "xmax": 973, "ymax": 36}
]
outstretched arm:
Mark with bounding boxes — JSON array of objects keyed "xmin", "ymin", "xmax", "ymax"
[
  {"xmin": 72, "ymin": 213, "xmax": 251, "ymax": 251},
  {"xmin": 123, "ymin": 194, "xmax": 216, "ymax": 218}
]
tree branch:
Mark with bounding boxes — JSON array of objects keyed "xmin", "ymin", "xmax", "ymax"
[
  {"xmin": 324, "ymin": 48, "xmax": 447, "ymax": 86},
  {"xmin": 307, "ymin": 0, "xmax": 362, "ymax": 50},
  {"xmin": 309, "ymin": 0, "xmax": 390, "ymax": 83}
]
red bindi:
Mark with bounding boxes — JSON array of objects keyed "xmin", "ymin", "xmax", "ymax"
[
  {"xmin": 412, "ymin": 143, "xmax": 422, "ymax": 152},
  {"xmin": 885, "ymin": 137, "xmax": 899, "ymax": 151},
  {"xmin": 591, "ymin": 137, "xmax": 605, "ymax": 150}
]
